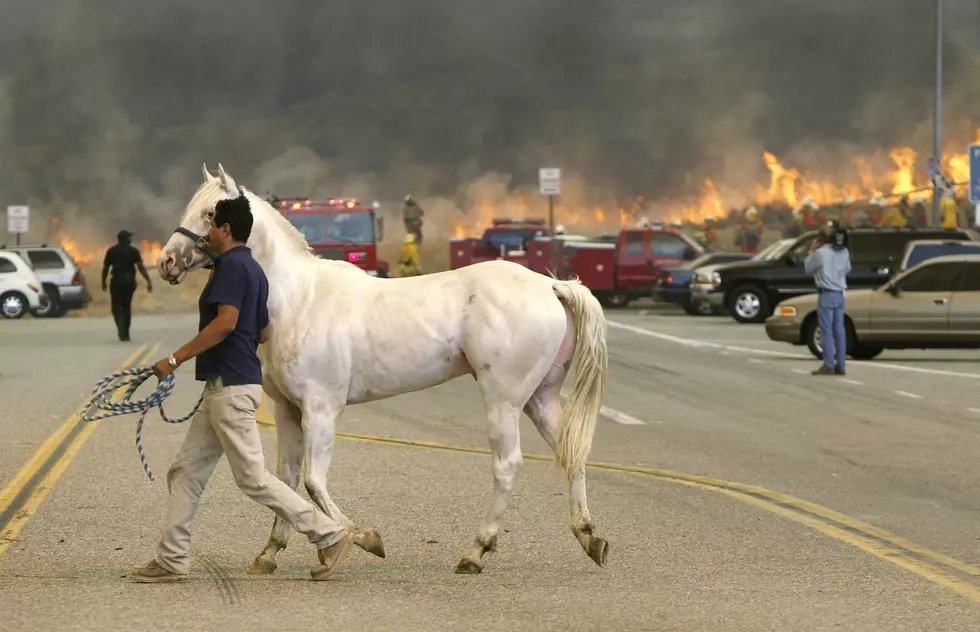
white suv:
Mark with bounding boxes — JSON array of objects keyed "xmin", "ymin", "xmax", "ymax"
[{"xmin": 0, "ymin": 251, "xmax": 48, "ymax": 319}]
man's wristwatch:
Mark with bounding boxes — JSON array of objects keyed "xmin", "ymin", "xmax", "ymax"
[{"xmin": 168, "ymin": 354, "xmax": 179, "ymax": 369}]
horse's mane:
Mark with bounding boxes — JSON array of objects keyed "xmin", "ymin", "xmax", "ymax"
[{"xmin": 189, "ymin": 179, "xmax": 316, "ymax": 259}]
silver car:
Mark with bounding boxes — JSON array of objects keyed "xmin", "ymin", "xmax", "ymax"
[{"xmin": 0, "ymin": 244, "xmax": 91, "ymax": 317}]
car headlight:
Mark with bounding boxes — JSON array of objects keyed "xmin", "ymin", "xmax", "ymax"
[
  {"xmin": 711, "ymin": 272, "xmax": 721, "ymax": 288},
  {"xmin": 776, "ymin": 305, "xmax": 797, "ymax": 317}
]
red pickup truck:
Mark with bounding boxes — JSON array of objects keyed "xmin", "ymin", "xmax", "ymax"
[
  {"xmin": 530, "ymin": 227, "xmax": 704, "ymax": 307},
  {"xmin": 450, "ymin": 218, "xmax": 550, "ymax": 270}
]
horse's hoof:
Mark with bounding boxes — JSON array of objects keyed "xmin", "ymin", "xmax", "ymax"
[
  {"xmin": 310, "ymin": 564, "xmax": 335, "ymax": 581},
  {"xmin": 246, "ymin": 556, "xmax": 278, "ymax": 575},
  {"xmin": 355, "ymin": 529, "xmax": 386, "ymax": 559},
  {"xmin": 455, "ymin": 558, "xmax": 483, "ymax": 575},
  {"xmin": 586, "ymin": 536, "xmax": 609, "ymax": 567}
]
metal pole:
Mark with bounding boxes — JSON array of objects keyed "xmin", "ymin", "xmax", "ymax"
[
  {"xmin": 932, "ymin": 0, "xmax": 944, "ymax": 225},
  {"xmin": 15, "ymin": 233, "xmax": 20, "ymax": 246},
  {"xmin": 548, "ymin": 195, "xmax": 555, "ymax": 234}
]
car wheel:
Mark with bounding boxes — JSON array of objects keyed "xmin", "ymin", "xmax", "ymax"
[
  {"xmin": 695, "ymin": 299, "xmax": 715, "ymax": 316},
  {"xmin": 804, "ymin": 316, "xmax": 857, "ymax": 360},
  {"xmin": 32, "ymin": 286, "xmax": 61, "ymax": 318},
  {"xmin": 728, "ymin": 285, "xmax": 769, "ymax": 324},
  {"xmin": 600, "ymin": 293, "xmax": 631, "ymax": 308},
  {"xmin": 1, "ymin": 292, "xmax": 28, "ymax": 319}
]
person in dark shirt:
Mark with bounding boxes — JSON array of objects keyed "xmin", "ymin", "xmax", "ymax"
[
  {"xmin": 101, "ymin": 230, "xmax": 152, "ymax": 341},
  {"xmin": 131, "ymin": 193, "xmax": 352, "ymax": 584}
]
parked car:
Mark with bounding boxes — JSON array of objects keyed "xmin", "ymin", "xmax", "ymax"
[
  {"xmin": 0, "ymin": 250, "xmax": 49, "ymax": 319},
  {"xmin": 0, "ymin": 243, "xmax": 91, "ymax": 317},
  {"xmin": 689, "ymin": 238, "xmax": 796, "ymax": 316},
  {"xmin": 653, "ymin": 252, "xmax": 751, "ymax": 315},
  {"xmin": 707, "ymin": 227, "xmax": 978, "ymax": 324},
  {"xmin": 764, "ymin": 253, "xmax": 980, "ymax": 360},
  {"xmin": 898, "ymin": 239, "xmax": 980, "ymax": 273}
]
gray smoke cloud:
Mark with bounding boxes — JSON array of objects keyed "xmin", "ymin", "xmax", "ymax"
[{"xmin": 1, "ymin": 0, "xmax": 979, "ymax": 247}]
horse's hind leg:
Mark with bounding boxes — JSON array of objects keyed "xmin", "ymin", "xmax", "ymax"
[
  {"xmin": 248, "ymin": 394, "xmax": 303, "ymax": 575},
  {"xmin": 523, "ymin": 343, "xmax": 609, "ymax": 567},
  {"xmin": 456, "ymin": 400, "xmax": 523, "ymax": 575},
  {"xmin": 301, "ymin": 399, "xmax": 386, "ymax": 559}
]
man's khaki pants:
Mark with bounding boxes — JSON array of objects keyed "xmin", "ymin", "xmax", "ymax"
[{"xmin": 154, "ymin": 377, "xmax": 344, "ymax": 574}]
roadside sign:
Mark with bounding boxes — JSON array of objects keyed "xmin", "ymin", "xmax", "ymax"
[
  {"xmin": 6, "ymin": 205, "xmax": 28, "ymax": 234},
  {"xmin": 970, "ymin": 145, "xmax": 980, "ymax": 203},
  {"xmin": 539, "ymin": 168, "xmax": 561, "ymax": 196}
]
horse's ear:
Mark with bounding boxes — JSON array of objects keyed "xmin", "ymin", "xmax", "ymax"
[
  {"xmin": 217, "ymin": 163, "xmax": 237, "ymax": 195},
  {"xmin": 202, "ymin": 163, "xmax": 217, "ymax": 183}
]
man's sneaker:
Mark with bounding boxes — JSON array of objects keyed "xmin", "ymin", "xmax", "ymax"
[
  {"xmin": 835, "ymin": 368, "xmax": 846, "ymax": 375},
  {"xmin": 812, "ymin": 366, "xmax": 836, "ymax": 376},
  {"xmin": 130, "ymin": 558, "xmax": 188, "ymax": 583},
  {"xmin": 311, "ymin": 532, "xmax": 353, "ymax": 581}
]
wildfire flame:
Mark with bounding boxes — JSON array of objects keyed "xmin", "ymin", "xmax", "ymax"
[
  {"xmin": 448, "ymin": 127, "xmax": 980, "ymax": 237},
  {"xmin": 53, "ymin": 233, "xmax": 163, "ymax": 268}
]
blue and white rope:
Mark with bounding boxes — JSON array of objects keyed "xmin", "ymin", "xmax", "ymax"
[{"xmin": 81, "ymin": 366, "xmax": 204, "ymax": 481}]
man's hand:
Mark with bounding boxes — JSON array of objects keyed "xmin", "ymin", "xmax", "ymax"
[
  {"xmin": 146, "ymin": 282, "xmax": 153, "ymax": 294},
  {"xmin": 152, "ymin": 358, "xmax": 175, "ymax": 380},
  {"xmin": 102, "ymin": 282, "xmax": 107, "ymax": 292}
]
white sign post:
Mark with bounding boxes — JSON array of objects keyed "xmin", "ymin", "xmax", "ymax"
[
  {"xmin": 538, "ymin": 168, "xmax": 561, "ymax": 233},
  {"xmin": 6, "ymin": 205, "xmax": 28, "ymax": 245}
]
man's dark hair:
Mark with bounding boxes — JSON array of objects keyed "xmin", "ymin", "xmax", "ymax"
[{"xmin": 214, "ymin": 194, "xmax": 253, "ymax": 243}]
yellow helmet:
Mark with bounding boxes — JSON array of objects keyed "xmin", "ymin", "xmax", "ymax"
[{"xmin": 404, "ymin": 233, "xmax": 416, "ymax": 244}]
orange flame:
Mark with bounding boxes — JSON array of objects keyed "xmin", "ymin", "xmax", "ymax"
[
  {"xmin": 52, "ymin": 233, "xmax": 163, "ymax": 268},
  {"xmin": 444, "ymin": 127, "xmax": 980, "ymax": 238}
]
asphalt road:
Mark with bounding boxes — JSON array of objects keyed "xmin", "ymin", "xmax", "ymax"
[{"xmin": 3, "ymin": 304, "xmax": 980, "ymax": 631}]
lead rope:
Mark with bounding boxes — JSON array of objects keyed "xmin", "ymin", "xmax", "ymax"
[{"xmin": 81, "ymin": 367, "xmax": 204, "ymax": 481}]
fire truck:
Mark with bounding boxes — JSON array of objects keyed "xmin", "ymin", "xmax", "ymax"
[
  {"xmin": 529, "ymin": 226, "xmax": 705, "ymax": 308},
  {"xmin": 266, "ymin": 196, "xmax": 390, "ymax": 277},
  {"xmin": 450, "ymin": 218, "xmax": 551, "ymax": 270}
]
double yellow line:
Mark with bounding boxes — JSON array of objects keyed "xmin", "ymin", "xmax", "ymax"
[
  {"xmin": 0, "ymin": 342, "xmax": 160, "ymax": 559},
  {"xmin": 326, "ymin": 430, "xmax": 980, "ymax": 605}
]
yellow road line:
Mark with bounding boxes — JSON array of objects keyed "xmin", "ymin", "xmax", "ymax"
[
  {"xmin": 271, "ymin": 427, "xmax": 980, "ymax": 605},
  {"xmin": 0, "ymin": 342, "xmax": 159, "ymax": 558}
]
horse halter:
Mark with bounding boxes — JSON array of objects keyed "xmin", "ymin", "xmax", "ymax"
[{"xmin": 172, "ymin": 226, "xmax": 218, "ymax": 269}]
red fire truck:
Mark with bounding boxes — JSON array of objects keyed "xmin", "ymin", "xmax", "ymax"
[
  {"xmin": 449, "ymin": 218, "xmax": 551, "ymax": 270},
  {"xmin": 530, "ymin": 226, "xmax": 704, "ymax": 307},
  {"xmin": 267, "ymin": 196, "xmax": 390, "ymax": 277}
]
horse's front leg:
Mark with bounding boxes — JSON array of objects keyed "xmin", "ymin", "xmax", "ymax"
[
  {"xmin": 302, "ymin": 398, "xmax": 386, "ymax": 560},
  {"xmin": 247, "ymin": 395, "xmax": 303, "ymax": 574}
]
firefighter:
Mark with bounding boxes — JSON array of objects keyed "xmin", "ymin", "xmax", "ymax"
[
  {"xmin": 909, "ymin": 196, "xmax": 929, "ymax": 228},
  {"xmin": 878, "ymin": 198, "xmax": 907, "ymax": 228},
  {"xmin": 784, "ymin": 207, "xmax": 803, "ymax": 238},
  {"xmin": 637, "ymin": 216, "xmax": 651, "ymax": 228},
  {"xmin": 866, "ymin": 197, "xmax": 885, "ymax": 226},
  {"xmin": 555, "ymin": 224, "xmax": 567, "ymax": 236},
  {"xmin": 938, "ymin": 190, "xmax": 963, "ymax": 228},
  {"xmin": 738, "ymin": 206, "xmax": 763, "ymax": 254},
  {"xmin": 402, "ymin": 194, "xmax": 424, "ymax": 245},
  {"xmin": 702, "ymin": 216, "xmax": 718, "ymax": 251},
  {"xmin": 398, "ymin": 233, "xmax": 422, "ymax": 277}
]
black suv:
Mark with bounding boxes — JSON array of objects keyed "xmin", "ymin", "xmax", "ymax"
[{"xmin": 712, "ymin": 227, "xmax": 979, "ymax": 323}]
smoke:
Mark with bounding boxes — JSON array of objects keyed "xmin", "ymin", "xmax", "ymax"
[{"xmin": 1, "ymin": 0, "xmax": 980, "ymax": 246}]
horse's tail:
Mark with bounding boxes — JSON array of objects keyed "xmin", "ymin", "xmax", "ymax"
[{"xmin": 552, "ymin": 280, "xmax": 608, "ymax": 482}]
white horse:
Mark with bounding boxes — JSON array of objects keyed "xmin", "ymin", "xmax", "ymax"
[{"xmin": 157, "ymin": 163, "xmax": 610, "ymax": 575}]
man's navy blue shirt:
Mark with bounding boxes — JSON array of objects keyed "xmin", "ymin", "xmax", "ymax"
[{"xmin": 196, "ymin": 245, "xmax": 270, "ymax": 385}]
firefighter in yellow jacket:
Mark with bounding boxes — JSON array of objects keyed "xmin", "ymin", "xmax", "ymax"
[
  {"xmin": 940, "ymin": 193, "xmax": 963, "ymax": 228},
  {"xmin": 877, "ymin": 199, "xmax": 907, "ymax": 228},
  {"xmin": 398, "ymin": 233, "xmax": 422, "ymax": 277}
]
